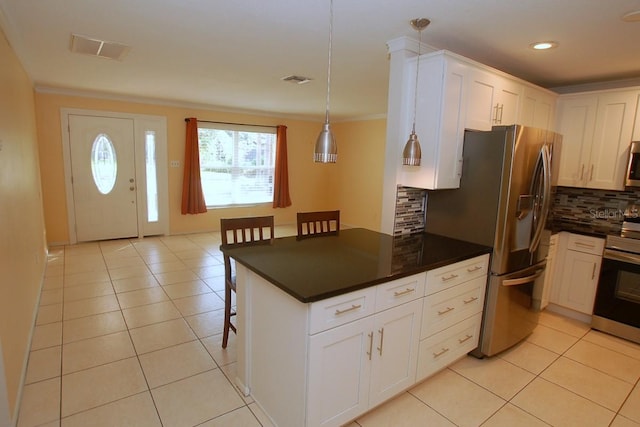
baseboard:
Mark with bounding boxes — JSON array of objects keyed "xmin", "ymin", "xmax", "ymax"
[{"xmin": 545, "ymin": 303, "xmax": 592, "ymax": 325}]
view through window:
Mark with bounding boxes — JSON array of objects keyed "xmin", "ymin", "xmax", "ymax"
[{"xmin": 198, "ymin": 123, "xmax": 276, "ymax": 207}]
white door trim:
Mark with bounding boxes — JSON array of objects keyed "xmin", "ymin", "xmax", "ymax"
[{"xmin": 61, "ymin": 108, "xmax": 169, "ymax": 244}]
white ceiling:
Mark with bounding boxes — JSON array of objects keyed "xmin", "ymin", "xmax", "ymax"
[{"xmin": 1, "ymin": 0, "xmax": 640, "ymax": 121}]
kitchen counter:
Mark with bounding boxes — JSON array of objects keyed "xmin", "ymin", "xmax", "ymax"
[{"xmin": 222, "ymin": 227, "xmax": 491, "ymax": 303}]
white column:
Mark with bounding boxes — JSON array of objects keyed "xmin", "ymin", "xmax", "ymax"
[{"xmin": 380, "ymin": 37, "xmax": 436, "ymax": 234}]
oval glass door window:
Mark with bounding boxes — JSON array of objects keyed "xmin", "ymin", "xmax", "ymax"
[{"xmin": 91, "ymin": 133, "xmax": 118, "ymax": 194}]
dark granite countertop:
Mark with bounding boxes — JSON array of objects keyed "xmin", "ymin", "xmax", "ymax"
[
  {"xmin": 549, "ymin": 219, "xmax": 618, "ymax": 238},
  {"xmin": 222, "ymin": 228, "xmax": 491, "ymax": 303}
]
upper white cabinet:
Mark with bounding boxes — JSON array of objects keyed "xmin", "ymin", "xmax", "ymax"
[
  {"xmin": 399, "ymin": 51, "xmax": 468, "ymax": 190},
  {"xmin": 396, "ymin": 49, "xmax": 557, "ymax": 191},
  {"xmin": 520, "ymin": 85, "xmax": 557, "ymax": 131},
  {"xmin": 556, "ymin": 89, "xmax": 639, "ymax": 190},
  {"xmin": 465, "ymin": 67, "xmax": 522, "ymax": 131}
]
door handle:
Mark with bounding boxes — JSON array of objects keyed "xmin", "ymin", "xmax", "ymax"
[{"xmin": 502, "ymin": 268, "xmax": 545, "ymax": 286}]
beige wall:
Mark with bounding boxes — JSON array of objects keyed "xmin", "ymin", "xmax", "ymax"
[
  {"xmin": 35, "ymin": 94, "xmax": 387, "ymax": 243},
  {"xmin": 333, "ymin": 119, "xmax": 386, "ymax": 231},
  {"xmin": 0, "ymin": 29, "xmax": 48, "ymax": 419}
]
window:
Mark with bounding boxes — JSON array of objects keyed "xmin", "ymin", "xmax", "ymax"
[
  {"xmin": 90, "ymin": 133, "xmax": 117, "ymax": 195},
  {"xmin": 198, "ymin": 123, "xmax": 276, "ymax": 207}
]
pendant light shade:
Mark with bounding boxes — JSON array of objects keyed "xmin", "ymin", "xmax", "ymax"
[
  {"xmin": 402, "ymin": 18, "xmax": 430, "ymax": 167},
  {"xmin": 314, "ymin": 0, "xmax": 337, "ymax": 163}
]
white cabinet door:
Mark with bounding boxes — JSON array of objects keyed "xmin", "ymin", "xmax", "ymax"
[
  {"xmin": 557, "ymin": 250, "xmax": 602, "ymax": 314},
  {"xmin": 521, "ymin": 85, "xmax": 557, "ymax": 130},
  {"xmin": 369, "ymin": 299, "xmax": 422, "ymax": 407},
  {"xmin": 399, "ymin": 51, "xmax": 467, "ymax": 190},
  {"xmin": 465, "ymin": 67, "xmax": 522, "ymax": 131},
  {"xmin": 588, "ymin": 91, "xmax": 638, "ymax": 190},
  {"xmin": 556, "ymin": 96, "xmax": 598, "ymax": 187},
  {"xmin": 557, "ymin": 90, "xmax": 638, "ymax": 190},
  {"xmin": 307, "ymin": 316, "xmax": 373, "ymax": 427}
]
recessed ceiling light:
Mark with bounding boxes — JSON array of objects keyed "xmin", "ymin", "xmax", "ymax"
[
  {"xmin": 622, "ymin": 10, "xmax": 640, "ymax": 22},
  {"xmin": 529, "ymin": 41, "xmax": 558, "ymax": 50}
]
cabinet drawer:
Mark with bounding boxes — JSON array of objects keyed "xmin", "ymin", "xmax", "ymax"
[
  {"xmin": 421, "ymin": 276, "xmax": 486, "ymax": 339},
  {"xmin": 416, "ymin": 313, "xmax": 482, "ymax": 382},
  {"xmin": 567, "ymin": 234, "xmax": 604, "ymax": 255},
  {"xmin": 375, "ymin": 273, "xmax": 426, "ymax": 312},
  {"xmin": 309, "ymin": 287, "xmax": 377, "ymax": 335},
  {"xmin": 425, "ymin": 254, "xmax": 489, "ymax": 295}
]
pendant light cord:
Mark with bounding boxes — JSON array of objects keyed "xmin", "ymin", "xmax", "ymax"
[
  {"xmin": 324, "ymin": 0, "xmax": 333, "ymax": 125},
  {"xmin": 411, "ymin": 28, "xmax": 422, "ymax": 134}
]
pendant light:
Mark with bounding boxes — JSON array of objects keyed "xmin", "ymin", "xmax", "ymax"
[
  {"xmin": 402, "ymin": 18, "xmax": 430, "ymax": 166},
  {"xmin": 314, "ymin": 0, "xmax": 338, "ymax": 163}
]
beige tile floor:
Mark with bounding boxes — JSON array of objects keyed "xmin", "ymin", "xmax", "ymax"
[{"xmin": 16, "ymin": 227, "xmax": 640, "ymax": 427}]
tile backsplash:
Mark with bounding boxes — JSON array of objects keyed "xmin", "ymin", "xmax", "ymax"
[
  {"xmin": 551, "ymin": 186, "xmax": 640, "ymax": 234},
  {"xmin": 394, "ymin": 185, "xmax": 640, "ymax": 237},
  {"xmin": 393, "ymin": 186, "xmax": 427, "ymax": 235}
]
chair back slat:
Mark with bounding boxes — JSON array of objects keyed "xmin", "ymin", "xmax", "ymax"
[{"xmin": 296, "ymin": 210, "xmax": 340, "ymax": 239}]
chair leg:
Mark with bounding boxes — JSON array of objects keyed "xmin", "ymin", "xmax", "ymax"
[{"xmin": 222, "ymin": 282, "xmax": 232, "ymax": 349}]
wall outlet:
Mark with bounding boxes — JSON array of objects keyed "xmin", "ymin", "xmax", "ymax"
[{"xmin": 170, "ymin": 160, "xmax": 180, "ymax": 167}]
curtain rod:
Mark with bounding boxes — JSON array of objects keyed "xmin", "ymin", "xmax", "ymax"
[{"xmin": 184, "ymin": 118, "xmax": 278, "ymax": 129}]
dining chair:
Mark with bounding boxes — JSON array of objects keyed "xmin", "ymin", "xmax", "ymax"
[
  {"xmin": 220, "ymin": 215, "xmax": 274, "ymax": 348},
  {"xmin": 296, "ymin": 210, "xmax": 340, "ymax": 239}
]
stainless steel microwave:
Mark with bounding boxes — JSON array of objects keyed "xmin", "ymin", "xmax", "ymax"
[{"xmin": 626, "ymin": 141, "xmax": 640, "ymax": 187}]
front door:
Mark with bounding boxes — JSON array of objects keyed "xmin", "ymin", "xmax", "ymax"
[{"xmin": 69, "ymin": 115, "xmax": 139, "ymax": 241}]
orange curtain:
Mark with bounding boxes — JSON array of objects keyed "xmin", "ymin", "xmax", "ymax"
[
  {"xmin": 181, "ymin": 118, "xmax": 208, "ymax": 214},
  {"xmin": 272, "ymin": 125, "xmax": 292, "ymax": 208}
]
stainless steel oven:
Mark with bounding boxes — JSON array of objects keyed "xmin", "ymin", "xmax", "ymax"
[{"xmin": 592, "ymin": 235, "xmax": 640, "ymax": 344}]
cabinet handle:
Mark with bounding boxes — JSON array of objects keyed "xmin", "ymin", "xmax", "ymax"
[
  {"xmin": 575, "ymin": 242, "xmax": 596, "ymax": 249},
  {"xmin": 580, "ymin": 164, "xmax": 585, "ymax": 180},
  {"xmin": 589, "ymin": 164, "xmax": 594, "ymax": 182},
  {"xmin": 393, "ymin": 287, "xmax": 415, "ymax": 297},
  {"xmin": 592, "ymin": 263, "xmax": 596, "ymax": 280},
  {"xmin": 438, "ymin": 306, "xmax": 455, "ymax": 315},
  {"xmin": 367, "ymin": 332, "xmax": 373, "ymax": 360},
  {"xmin": 433, "ymin": 347, "xmax": 450, "ymax": 358},
  {"xmin": 463, "ymin": 296, "xmax": 478, "ymax": 304},
  {"xmin": 458, "ymin": 334, "xmax": 474, "ymax": 344},
  {"xmin": 467, "ymin": 265, "xmax": 482, "ymax": 273},
  {"xmin": 377, "ymin": 328, "xmax": 385, "ymax": 356},
  {"xmin": 493, "ymin": 104, "xmax": 500, "ymax": 124},
  {"xmin": 498, "ymin": 104, "xmax": 504, "ymax": 123},
  {"xmin": 334, "ymin": 304, "xmax": 361, "ymax": 315},
  {"xmin": 441, "ymin": 273, "xmax": 459, "ymax": 282}
]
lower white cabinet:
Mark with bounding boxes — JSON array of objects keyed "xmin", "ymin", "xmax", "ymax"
[
  {"xmin": 550, "ymin": 232, "xmax": 604, "ymax": 315},
  {"xmin": 416, "ymin": 254, "xmax": 489, "ymax": 381},
  {"xmin": 307, "ymin": 299, "xmax": 422, "ymax": 427},
  {"xmin": 238, "ymin": 254, "xmax": 490, "ymax": 427}
]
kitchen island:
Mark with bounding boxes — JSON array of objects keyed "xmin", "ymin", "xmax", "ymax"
[{"xmin": 222, "ymin": 228, "xmax": 491, "ymax": 427}]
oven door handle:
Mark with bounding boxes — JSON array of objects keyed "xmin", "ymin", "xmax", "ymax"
[{"xmin": 604, "ymin": 248, "xmax": 640, "ymax": 265}]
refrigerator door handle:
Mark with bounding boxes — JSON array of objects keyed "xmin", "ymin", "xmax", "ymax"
[
  {"xmin": 501, "ymin": 267, "xmax": 546, "ymax": 287},
  {"xmin": 529, "ymin": 145, "xmax": 552, "ymax": 253}
]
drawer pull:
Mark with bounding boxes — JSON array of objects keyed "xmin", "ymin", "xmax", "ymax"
[
  {"xmin": 438, "ymin": 307, "xmax": 455, "ymax": 315},
  {"xmin": 458, "ymin": 334, "xmax": 473, "ymax": 344},
  {"xmin": 433, "ymin": 347, "xmax": 450, "ymax": 358},
  {"xmin": 575, "ymin": 241, "xmax": 596, "ymax": 249},
  {"xmin": 463, "ymin": 296, "xmax": 478, "ymax": 304},
  {"xmin": 467, "ymin": 265, "xmax": 482, "ymax": 273},
  {"xmin": 334, "ymin": 304, "xmax": 362, "ymax": 315},
  {"xmin": 393, "ymin": 287, "xmax": 415, "ymax": 297},
  {"xmin": 441, "ymin": 273, "xmax": 459, "ymax": 282}
]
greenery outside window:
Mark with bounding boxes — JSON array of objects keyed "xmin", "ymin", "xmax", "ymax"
[{"xmin": 198, "ymin": 123, "xmax": 276, "ymax": 207}]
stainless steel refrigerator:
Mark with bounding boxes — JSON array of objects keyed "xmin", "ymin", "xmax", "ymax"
[{"xmin": 425, "ymin": 124, "xmax": 561, "ymax": 357}]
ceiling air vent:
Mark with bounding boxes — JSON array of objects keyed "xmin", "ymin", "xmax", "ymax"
[
  {"xmin": 281, "ymin": 75, "xmax": 313, "ymax": 85},
  {"xmin": 70, "ymin": 34, "xmax": 130, "ymax": 61}
]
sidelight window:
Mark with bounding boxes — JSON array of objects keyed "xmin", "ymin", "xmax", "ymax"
[{"xmin": 197, "ymin": 123, "xmax": 276, "ymax": 207}]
